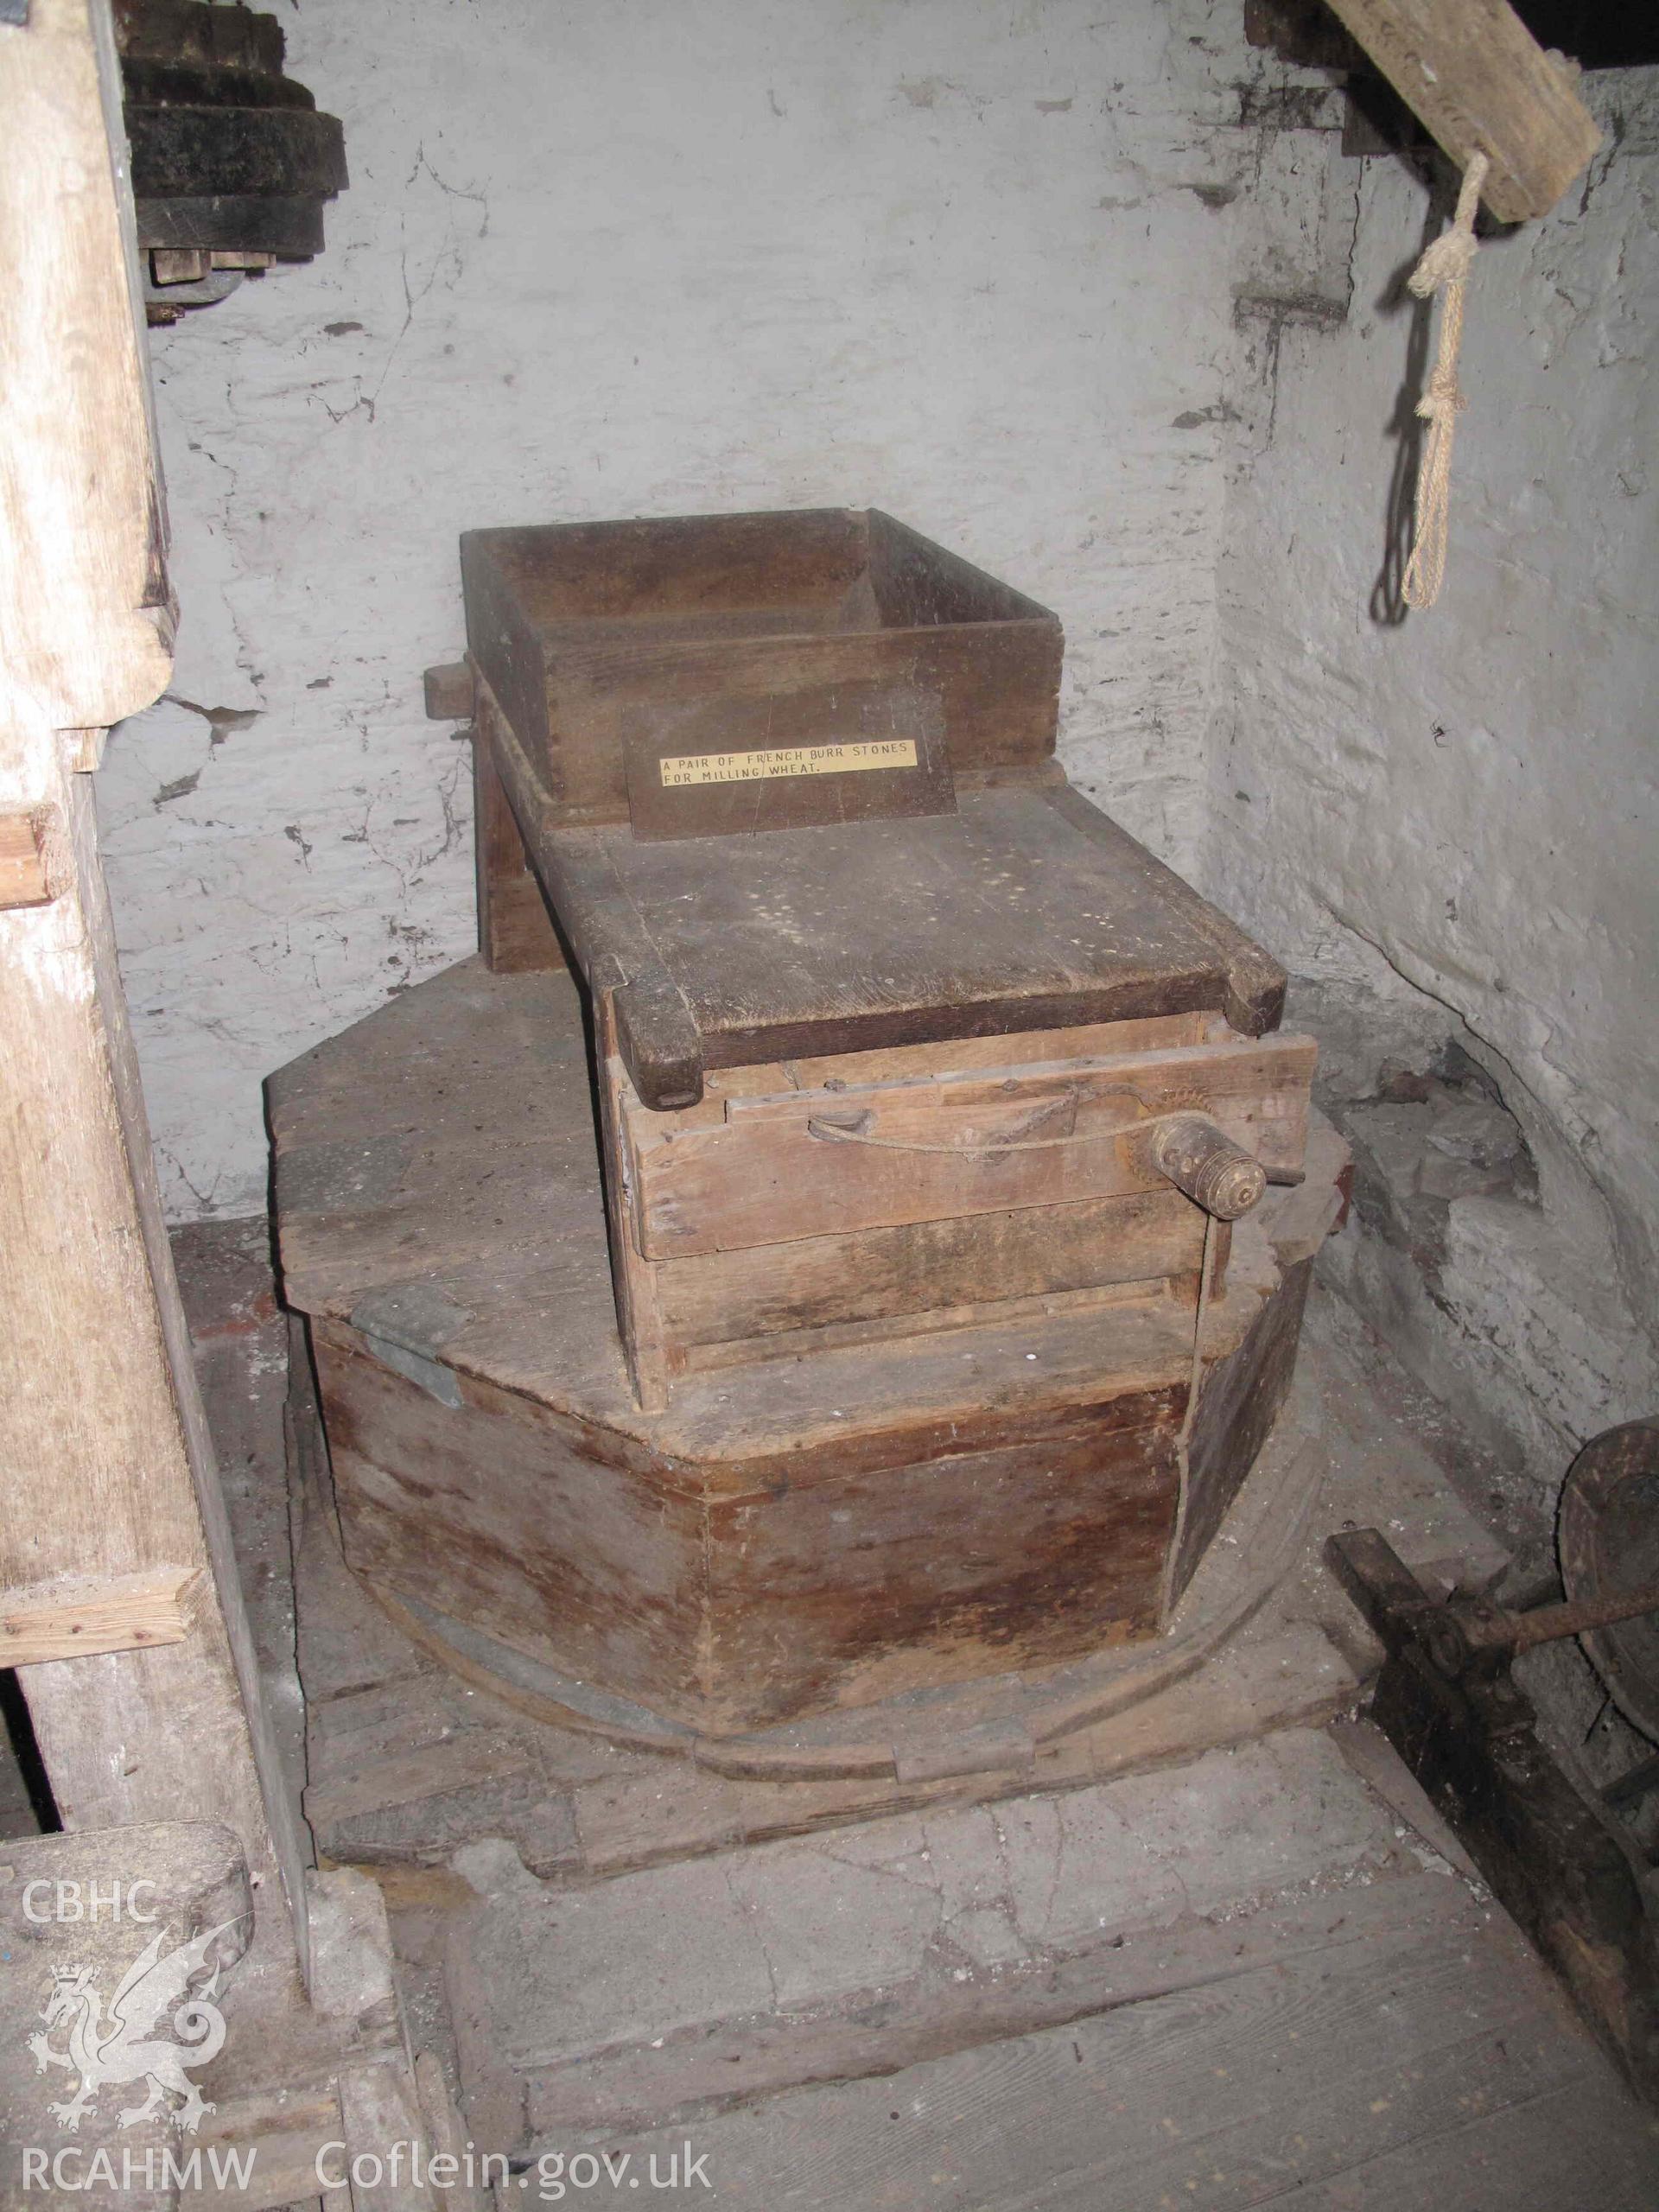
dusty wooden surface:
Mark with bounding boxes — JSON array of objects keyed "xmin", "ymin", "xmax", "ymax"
[
  {"xmin": 532, "ymin": 779, "xmax": 1287, "ymax": 1106},
  {"xmin": 601, "ymin": 999, "xmax": 1307, "ymax": 1389},
  {"xmin": 454, "ymin": 557, "xmax": 1284, "ymax": 1103},
  {"xmin": 269, "ymin": 961, "xmax": 1210, "ymax": 1459},
  {"xmin": 305, "ymin": 1299, "xmax": 1207, "ymax": 1734},
  {"xmin": 270, "ymin": 961, "xmax": 1325, "ymax": 1461},
  {"xmin": 0, "ymin": 0, "xmax": 172, "ymax": 751},
  {"xmin": 648, "ymin": 1187, "xmax": 1210, "ymax": 1368},
  {"xmin": 289, "ymin": 1374, "xmax": 1354, "ymax": 1869},
  {"xmin": 344, "ymin": 1397, "xmax": 1330, "ymax": 1782},
  {"xmin": 1178, "ymin": 1252, "xmax": 1313, "ymax": 1600}
]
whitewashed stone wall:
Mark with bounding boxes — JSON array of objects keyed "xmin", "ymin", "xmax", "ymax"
[{"xmin": 1208, "ymin": 72, "xmax": 1659, "ymax": 1482}]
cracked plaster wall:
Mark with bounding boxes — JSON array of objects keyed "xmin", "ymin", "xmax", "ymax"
[
  {"xmin": 1205, "ymin": 71, "xmax": 1659, "ymax": 1491},
  {"xmin": 99, "ymin": 0, "xmax": 1306, "ymax": 1220}
]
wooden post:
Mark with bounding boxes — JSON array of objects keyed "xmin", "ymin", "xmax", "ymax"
[
  {"xmin": 425, "ymin": 657, "xmax": 567, "ymax": 975},
  {"xmin": 0, "ymin": 0, "xmax": 307, "ymax": 1984},
  {"xmin": 471, "ymin": 730, "xmax": 567, "ymax": 975}
]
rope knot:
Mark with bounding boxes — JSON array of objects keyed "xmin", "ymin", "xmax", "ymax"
[
  {"xmin": 1408, "ymin": 226, "xmax": 1478, "ymax": 297},
  {"xmin": 1415, "ymin": 365, "xmax": 1466, "ymax": 424}
]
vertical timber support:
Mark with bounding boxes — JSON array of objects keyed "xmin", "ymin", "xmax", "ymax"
[
  {"xmin": 472, "ymin": 728, "xmax": 566, "ymax": 974},
  {"xmin": 0, "ymin": 0, "xmax": 307, "ymax": 1985},
  {"xmin": 426, "ymin": 656, "xmax": 566, "ymax": 976}
]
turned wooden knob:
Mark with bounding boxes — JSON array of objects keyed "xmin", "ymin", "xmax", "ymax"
[{"xmin": 1149, "ymin": 1114, "xmax": 1267, "ymax": 1221}]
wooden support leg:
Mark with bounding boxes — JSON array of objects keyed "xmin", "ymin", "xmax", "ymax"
[
  {"xmin": 595, "ymin": 999, "xmax": 671, "ymax": 1413},
  {"xmin": 3, "ymin": 779, "xmax": 309, "ymax": 1987},
  {"xmin": 472, "ymin": 730, "xmax": 564, "ymax": 975}
]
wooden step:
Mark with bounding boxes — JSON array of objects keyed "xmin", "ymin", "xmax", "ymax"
[{"xmin": 443, "ymin": 1730, "xmax": 1417, "ymax": 2149}]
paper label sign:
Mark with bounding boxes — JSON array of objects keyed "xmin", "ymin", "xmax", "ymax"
[{"xmin": 660, "ymin": 740, "xmax": 918, "ymax": 788}]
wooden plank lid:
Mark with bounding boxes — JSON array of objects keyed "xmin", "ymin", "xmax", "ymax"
[{"xmin": 542, "ymin": 781, "xmax": 1286, "ymax": 1109}]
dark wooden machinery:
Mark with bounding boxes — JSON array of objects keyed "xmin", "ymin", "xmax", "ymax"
[
  {"xmin": 1330, "ymin": 1418, "xmax": 1659, "ymax": 2105},
  {"xmin": 272, "ymin": 510, "xmax": 1351, "ymax": 1747},
  {"xmin": 117, "ymin": 0, "xmax": 348, "ymax": 321}
]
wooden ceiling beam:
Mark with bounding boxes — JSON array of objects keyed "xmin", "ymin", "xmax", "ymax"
[{"xmin": 1319, "ymin": 0, "xmax": 1601, "ymax": 221}]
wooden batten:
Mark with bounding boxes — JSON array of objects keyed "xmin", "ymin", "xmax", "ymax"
[
  {"xmin": 423, "ymin": 657, "xmax": 475, "ymax": 720},
  {"xmin": 781, "ymin": 1011, "xmax": 1221, "ymax": 1089},
  {"xmin": 0, "ymin": 1564, "xmax": 200, "ymax": 1668},
  {"xmin": 651, "ymin": 1189, "xmax": 1211, "ymax": 1361},
  {"xmin": 598, "ymin": 1036, "xmax": 671, "ymax": 1413}
]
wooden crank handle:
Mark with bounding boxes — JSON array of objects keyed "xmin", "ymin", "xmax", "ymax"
[{"xmin": 1149, "ymin": 1114, "xmax": 1266, "ymax": 1221}]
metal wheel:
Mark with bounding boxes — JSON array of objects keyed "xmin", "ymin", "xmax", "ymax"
[{"xmin": 1559, "ymin": 1417, "xmax": 1659, "ymax": 1744}]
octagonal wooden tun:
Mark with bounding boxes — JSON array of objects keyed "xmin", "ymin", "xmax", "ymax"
[{"xmin": 270, "ymin": 960, "xmax": 1349, "ymax": 1739}]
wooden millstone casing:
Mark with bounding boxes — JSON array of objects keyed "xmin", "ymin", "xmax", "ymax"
[
  {"xmin": 289, "ymin": 510, "xmax": 1344, "ymax": 1738},
  {"xmin": 270, "ymin": 961, "xmax": 1348, "ymax": 1739}
]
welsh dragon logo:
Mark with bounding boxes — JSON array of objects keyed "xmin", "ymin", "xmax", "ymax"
[{"xmin": 26, "ymin": 1920, "xmax": 240, "ymax": 2135}]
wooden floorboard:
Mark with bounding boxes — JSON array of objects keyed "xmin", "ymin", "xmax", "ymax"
[
  {"xmin": 610, "ymin": 1874, "xmax": 1659, "ymax": 2210},
  {"xmin": 1257, "ymin": 2077, "xmax": 1659, "ymax": 2209}
]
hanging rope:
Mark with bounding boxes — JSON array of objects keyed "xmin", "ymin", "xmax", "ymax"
[{"xmin": 1402, "ymin": 149, "xmax": 1491, "ymax": 611}]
